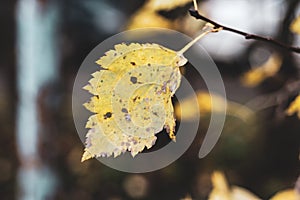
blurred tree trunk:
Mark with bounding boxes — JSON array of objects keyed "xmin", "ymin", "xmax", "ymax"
[{"xmin": 16, "ymin": 0, "xmax": 59, "ymax": 199}]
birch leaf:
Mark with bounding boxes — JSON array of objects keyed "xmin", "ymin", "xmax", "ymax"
[
  {"xmin": 208, "ymin": 171, "xmax": 260, "ymax": 200},
  {"xmin": 175, "ymin": 91, "xmax": 253, "ymax": 122},
  {"xmin": 82, "ymin": 43, "xmax": 187, "ymax": 161},
  {"xmin": 290, "ymin": 15, "xmax": 300, "ymax": 35},
  {"xmin": 208, "ymin": 171, "xmax": 231, "ymax": 200},
  {"xmin": 127, "ymin": 9, "xmax": 174, "ymax": 30},
  {"xmin": 231, "ymin": 186, "xmax": 261, "ymax": 200},
  {"xmin": 270, "ymin": 189, "xmax": 300, "ymax": 200},
  {"xmin": 81, "ymin": 24, "xmax": 216, "ymax": 161},
  {"xmin": 286, "ymin": 95, "xmax": 300, "ymax": 119},
  {"xmin": 241, "ymin": 54, "xmax": 282, "ymax": 87},
  {"xmin": 145, "ymin": 0, "xmax": 192, "ymax": 11}
]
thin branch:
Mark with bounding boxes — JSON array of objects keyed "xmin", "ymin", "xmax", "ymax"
[{"xmin": 189, "ymin": 9, "xmax": 300, "ymax": 54}]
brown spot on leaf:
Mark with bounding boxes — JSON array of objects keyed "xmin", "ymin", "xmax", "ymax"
[
  {"xmin": 121, "ymin": 108, "xmax": 128, "ymax": 113},
  {"xmin": 103, "ymin": 112, "xmax": 112, "ymax": 119},
  {"xmin": 133, "ymin": 96, "xmax": 138, "ymax": 102},
  {"xmin": 130, "ymin": 76, "xmax": 138, "ymax": 84}
]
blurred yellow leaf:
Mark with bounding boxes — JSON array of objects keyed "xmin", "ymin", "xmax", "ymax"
[
  {"xmin": 209, "ymin": 171, "xmax": 260, "ymax": 200},
  {"xmin": 127, "ymin": 9, "xmax": 174, "ymax": 30},
  {"xmin": 241, "ymin": 54, "xmax": 282, "ymax": 87},
  {"xmin": 231, "ymin": 186, "xmax": 261, "ymax": 200},
  {"xmin": 181, "ymin": 194, "xmax": 192, "ymax": 200},
  {"xmin": 175, "ymin": 91, "xmax": 253, "ymax": 122},
  {"xmin": 145, "ymin": 0, "xmax": 192, "ymax": 11},
  {"xmin": 290, "ymin": 15, "xmax": 300, "ymax": 35},
  {"xmin": 270, "ymin": 189, "xmax": 300, "ymax": 200},
  {"xmin": 208, "ymin": 171, "xmax": 231, "ymax": 200},
  {"xmin": 209, "ymin": 171, "xmax": 300, "ymax": 200},
  {"xmin": 126, "ymin": 0, "xmax": 206, "ymax": 36},
  {"xmin": 286, "ymin": 95, "xmax": 300, "ymax": 119}
]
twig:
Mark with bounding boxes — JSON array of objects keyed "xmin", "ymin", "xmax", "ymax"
[{"xmin": 188, "ymin": 9, "xmax": 300, "ymax": 54}]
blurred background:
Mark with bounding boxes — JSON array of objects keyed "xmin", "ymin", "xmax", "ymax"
[{"xmin": 1, "ymin": 0, "xmax": 300, "ymax": 199}]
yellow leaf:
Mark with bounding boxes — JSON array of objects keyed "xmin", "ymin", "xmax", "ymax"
[
  {"xmin": 209, "ymin": 171, "xmax": 300, "ymax": 200},
  {"xmin": 209, "ymin": 171, "xmax": 260, "ymax": 200},
  {"xmin": 175, "ymin": 91, "xmax": 253, "ymax": 122},
  {"xmin": 82, "ymin": 43, "xmax": 187, "ymax": 161},
  {"xmin": 145, "ymin": 0, "xmax": 192, "ymax": 11},
  {"xmin": 126, "ymin": 0, "xmax": 205, "ymax": 36},
  {"xmin": 270, "ymin": 189, "xmax": 300, "ymax": 200},
  {"xmin": 180, "ymin": 194, "xmax": 192, "ymax": 200},
  {"xmin": 231, "ymin": 186, "xmax": 261, "ymax": 200},
  {"xmin": 241, "ymin": 54, "xmax": 282, "ymax": 87},
  {"xmin": 286, "ymin": 95, "xmax": 300, "ymax": 119},
  {"xmin": 208, "ymin": 171, "xmax": 231, "ymax": 200},
  {"xmin": 290, "ymin": 15, "xmax": 300, "ymax": 35},
  {"xmin": 127, "ymin": 9, "xmax": 174, "ymax": 30},
  {"xmin": 81, "ymin": 25, "xmax": 217, "ymax": 161}
]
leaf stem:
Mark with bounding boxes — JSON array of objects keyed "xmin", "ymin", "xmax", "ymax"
[
  {"xmin": 189, "ymin": 9, "xmax": 300, "ymax": 54},
  {"xmin": 177, "ymin": 24, "xmax": 218, "ymax": 55},
  {"xmin": 177, "ymin": 29, "xmax": 210, "ymax": 55},
  {"xmin": 193, "ymin": 0, "xmax": 198, "ymax": 12}
]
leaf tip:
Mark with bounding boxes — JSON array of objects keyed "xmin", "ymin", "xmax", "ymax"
[{"xmin": 81, "ymin": 150, "xmax": 93, "ymax": 162}]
